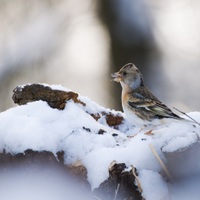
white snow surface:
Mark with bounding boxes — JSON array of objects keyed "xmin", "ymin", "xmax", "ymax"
[{"xmin": 1, "ymin": 84, "xmax": 200, "ymax": 200}]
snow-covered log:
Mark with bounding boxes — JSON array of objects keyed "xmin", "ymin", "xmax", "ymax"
[
  {"xmin": 3, "ymin": 83, "xmax": 142, "ymax": 200},
  {"xmin": 0, "ymin": 83, "xmax": 200, "ymax": 200},
  {"xmin": 12, "ymin": 84, "xmax": 124, "ymax": 128}
]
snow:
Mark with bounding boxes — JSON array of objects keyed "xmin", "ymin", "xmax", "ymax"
[
  {"xmin": 0, "ymin": 84, "xmax": 200, "ymax": 199},
  {"xmin": 161, "ymin": 133, "xmax": 198, "ymax": 153},
  {"xmin": 0, "ymin": 164, "xmax": 92, "ymax": 200},
  {"xmin": 139, "ymin": 170, "xmax": 169, "ymax": 200}
]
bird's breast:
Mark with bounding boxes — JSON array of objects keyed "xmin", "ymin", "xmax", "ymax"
[{"xmin": 121, "ymin": 91, "xmax": 148, "ymax": 127}]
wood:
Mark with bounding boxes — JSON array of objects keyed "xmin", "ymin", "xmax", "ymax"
[
  {"xmin": 12, "ymin": 84, "xmax": 124, "ymax": 128},
  {"xmin": 162, "ymin": 141, "xmax": 200, "ymax": 179},
  {"xmin": 93, "ymin": 162, "xmax": 143, "ymax": 200}
]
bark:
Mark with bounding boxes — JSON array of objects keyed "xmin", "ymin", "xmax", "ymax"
[
  {"xmin": 12, "ymin": 84, "xmax": 124, "ymax": 128},
  {"xmin": 162, "ymin": 140, "xmax": 200, "ymax": 180}
]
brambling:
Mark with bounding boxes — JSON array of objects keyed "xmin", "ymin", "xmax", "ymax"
[{"xmin": 112, "ymin": 63, "xmax": 188, "ymax": 128}]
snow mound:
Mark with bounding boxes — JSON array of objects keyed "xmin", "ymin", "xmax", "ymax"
[{"xmin": 0, "ymin": 84, "xmax": 200, "ymax": 199}]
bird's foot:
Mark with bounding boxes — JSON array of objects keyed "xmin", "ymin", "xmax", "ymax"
[
  {"xmin": 144, "ymin": 129, "xmax": 154, "ymax": 135},
  {"xmin": 127, "ymin": 128, "xmax": 145, "ymax": 138}
]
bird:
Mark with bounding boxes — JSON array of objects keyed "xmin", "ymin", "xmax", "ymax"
[{"xmin": 111, "ymin": 63, "xmax": 190, "ymax": 129}]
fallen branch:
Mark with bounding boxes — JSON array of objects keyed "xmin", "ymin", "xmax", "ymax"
[{"xmin": 12, "ymin": 84, "xmax": 124, "ymax": 129}]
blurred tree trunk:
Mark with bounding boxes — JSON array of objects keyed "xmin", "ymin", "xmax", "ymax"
[{"xmin": 98, "ymin": 0, "xmax": 162, "ymax": 111}]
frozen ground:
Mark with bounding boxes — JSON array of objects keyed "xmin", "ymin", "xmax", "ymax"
[{"xmin": 0, "ymin": 84, "xmax": 200, "ymax": 200}]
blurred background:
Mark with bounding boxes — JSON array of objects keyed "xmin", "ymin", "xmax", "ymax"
[{"xmin": 0, "ymin": 0, "xmax": 200, "ymax": 112}]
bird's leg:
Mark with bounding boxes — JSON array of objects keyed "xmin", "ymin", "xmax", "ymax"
[
  {"xmin": 144, "ymin": 129, "xmax": 154, "ymax": 135},
  {"xmin": 138, "ymin": 127, "xmax": 145, "ymax": 133},
  {"xmin": 128, "ymin": 126, "xmax": 154, "ymax": 139},
  {"xmin": 127, "ymin": 127, "xmax": 145, "ymax": 138}
]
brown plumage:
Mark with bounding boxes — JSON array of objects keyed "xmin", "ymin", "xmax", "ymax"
[{"xmin": 112, "ymin": 63, "xmax": 186, "ymax": 127}]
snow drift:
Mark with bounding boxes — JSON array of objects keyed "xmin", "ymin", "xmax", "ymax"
[{"xmin": 0, "ymin": 83, "xmax": 200, "ymax": 200}]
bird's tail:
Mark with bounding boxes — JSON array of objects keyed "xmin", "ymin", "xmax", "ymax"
[{"xmin": 174, "ymin": 107, "xmax": 200, "ymax": 126}]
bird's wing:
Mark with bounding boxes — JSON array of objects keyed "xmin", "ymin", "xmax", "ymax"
[{"xmin": 128, "ymin": 88, "xmax": 181, "ymax": 119}]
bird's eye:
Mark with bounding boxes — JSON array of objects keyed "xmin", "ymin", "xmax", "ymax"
[{"xmin": 123, "ymin": 72, "xmax": 127, "ymax": 76}]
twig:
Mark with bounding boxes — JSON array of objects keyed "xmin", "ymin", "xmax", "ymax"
[
  {"xmin": 173, "ymin": 107, "xmax": 200, "ymax": 126},
  {"xmin": 131, "ymin": 165, "xmax": 143, "ymax": 193},
  {"xmin": 149, "ymin": 144, "xmax": 173, "ymax": 182},
  {"xmin": 114, "ymin": 183, "xmax": 120, "ymax": 200}
]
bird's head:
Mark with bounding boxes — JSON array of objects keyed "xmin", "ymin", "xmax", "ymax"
[{"xmin": 112, "ymin": 63, "xmax": 144, "ymax": 90}]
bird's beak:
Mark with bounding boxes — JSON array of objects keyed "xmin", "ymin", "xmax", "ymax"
[{"xmin": 111, "ymin": 72, "xmax": 122, "ymax": 82}]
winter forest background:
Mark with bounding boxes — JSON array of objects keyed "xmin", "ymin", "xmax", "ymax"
[{"xmin": 1, "ymin": 0, "xmax": 200, "ymax": 113}]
